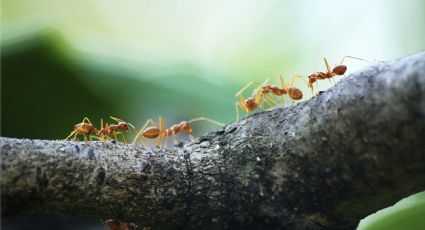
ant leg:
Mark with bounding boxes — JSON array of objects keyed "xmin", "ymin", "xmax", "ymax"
[
  {"xmin": 254, "ymin": 91, "xmax": 263, "ymax": 109},
  {"xmin": 73, "ymin": 132, "xmax": 80, "ymax": 141},
  {"xmin": 173, "ymin": 135, "xmax": 178, "ymax": 145},
  {"xmin": 254, "ymin": 78, "xmax": 270, "ymax": 108},
  {"xmin": 280, "ymin": 75, "xmax": 294, "ymax": 103},
  {"xmin": 235, "ymin": 102, "xmax": 240, "ymax": 122},
  {"xmin": 110, "ymin": 116, "xmax": 124, "ymax": 123},
  {"xmin": 90, "ymin": 135, "xmax": 102, "ymax": 142},
  {"xmin": 290, "ymin": 74, "xmax": 309, "ymax": 86},
  {"xmin": 236, "ymin": 101, "xmax": 248, "ymax": 121},
  {"xmin": 188, "ymin": 117, "xmax": 225, "ymax": 126},
  {"xmin": 65, "ymin": 130, "xmax": 78, "ymax": 141},
  {"xmin": 100, "ymin": 122, "xmax": 111, "ymax": 141},
  {"xmin": 121, "ymin": 133, "xmax": 127, "ymax": 144},
  {"xmin": 113, "ymin": 132, "xmax": 118, "ymax": 142},
  {"xmin": 235, "ymin": 80, "xmax": 261, "ymax": 97},
  {"xmin": 250, "ymin": 78, "xmax": 269, "ymax": 104},
  {"xmin": 239, "ymin": 100, "xmax": 250, "ymax": 120},
  {"xmin": 265, "ymin": 93, "xmax": 278, "ymax": 107},
  {"xmin": 279, "ymin": 74, "xmax": 289, "ymax": 92},
  {"xmin": 323, "ymin": 57, "xmax": 332, "ymax": 74},
  {"xmin": 164, "ymin": 135, "xmax": 169, "ymax": 147},
  {"xmin": 132, "ymin": 118, "xmax": 158, "ymax": 144},
  {"xmin": 263, "ymin": 95, "xmax": 278, "ymax": 108},
  {"xmin": 290, "ymin": 74, "xmax": 309, "ymax": 97},
  {"xmin": 316, "ymin": 81, "xmax": 320, "ymax": 93},
  {"xmin": 339, "ymin": 55, "xmax": 372, "ymax": 65},
  {"xmin": 158, "ymin": 116, "xmax": 166, "ymax": 148},
  {"xmin": 236, "ymin": 95, "xmax": 248, "ymax": 122}
]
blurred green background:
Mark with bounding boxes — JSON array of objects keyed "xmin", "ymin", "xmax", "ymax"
[{"xmin": 1, "ymin": 0, "xmax": 424, "ymax": 229}]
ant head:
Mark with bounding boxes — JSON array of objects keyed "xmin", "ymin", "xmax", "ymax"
[
  {"xmin": 118, "ymin": 122, "xmax": 129, "ymax": 130},
  {"xmin": 245, "ymin": 97, "xmax": 258, "ymax": 111},
  {"xmin": 262, "ymin": 85, "xmax": 272, "ymax": 93},
  {"xmin": 117, "ymin": 122, "xmax": 135, "ymax": 132},
  {"xmin": 246, "ymin": 97, "xmax": 256, "ymax": 104}
]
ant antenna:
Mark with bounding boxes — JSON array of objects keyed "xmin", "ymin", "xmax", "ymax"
[
  {"xmin": 235, "ymin": 79, "xmax": 268, "ymax": 96},
  {"xmin": 339, "ymin": 55, "xmax": 372, "ymax": 65}
]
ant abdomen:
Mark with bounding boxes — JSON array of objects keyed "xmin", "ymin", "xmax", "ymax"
[
  {"xmin": 287, "ymin": 87, "xmax": 303, "ymax": 100},
  {"xmin": 143, "ymin": 127, "xmax": 160, "ymax": 138},
  {"xmin": 333, "ymin": 65, "xmax": 347, "ymax": 75}
]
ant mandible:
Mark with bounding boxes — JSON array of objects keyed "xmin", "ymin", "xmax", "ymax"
[
  {"xmin": 65, "ymin": 117, "xmax": 99, "ymax": 141},
  {"xmin": 132, "ymin": 116, "xmax": 224, "ymax": 148},
  {"xmin": 307, "ymin": 55, "xmax": 371, "ymax": 94}
]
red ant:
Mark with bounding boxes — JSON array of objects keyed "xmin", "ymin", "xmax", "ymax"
[
  {"xmin": 65, "ymin": 117, "xmax": 99, "ymax": 141},
  {"xmin": 132, "ymin": 117, "xmax": 224, "ymax": 147},
  {"xmin": 104, "ymin": 219, "xmax": 137, "ymax": 230},
  {"xmin": 307, "ymin": 55, "xmax": 371, "ymax": 94},
  {"xmin": 260, "ymin": 75, "xmax": 305, "ymax": 101},
  {"xmin": 97, "ymin": 116, "xmax": 135, "ymax": 144}
]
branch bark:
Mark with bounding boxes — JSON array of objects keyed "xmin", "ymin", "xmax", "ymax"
[{"xmin": 1, "ymin": 51, "xmax": 425, "ymax": 230}]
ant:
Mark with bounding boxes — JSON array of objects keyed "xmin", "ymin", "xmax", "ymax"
[
  {"xmin": 97, "ymin": 116, "xmax": 135, "ymax": 144},
  {"xmin": 307, "ymin": 55, "xmax": 371, "ymax": 94},
  {"xmin": 132, "ymin": 117, "xmax": 224, "ymax": 147},
  {"xmin": 65, "ymin": 117, "xmax": 99, "ymax": 141},
  {"xmin": 104, "ymin": 219, "xmax": 137, "ymax": 230},
  {"xmin": 235, "ymin": 79, "xmax": 277, "ymax": 122},
  {"xmin": 260, "ymin": 75, "xmax": 305, "ymax": 102},
  {"xmin": 235, "ymin": 75, "xmax": 306, "ymax": 121}
]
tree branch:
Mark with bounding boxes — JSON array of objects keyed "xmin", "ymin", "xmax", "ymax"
[{"xmin": 1, "ymin": 51, "xmax": 425, "ymax": 230}]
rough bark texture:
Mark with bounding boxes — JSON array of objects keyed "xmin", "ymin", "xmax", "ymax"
[{"xmin": 1, "ymin": 51, "xmax": 425, "ymax": 230}]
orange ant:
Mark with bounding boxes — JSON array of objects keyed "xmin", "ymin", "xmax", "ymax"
[
  {"xmin": 235, "ymin": 79, "xmax": 277, "ymax": 122},
  {"xmin": 132, "ymin": 117, "xmax": 224, "ymax": 147},
  {"xmin": 307, "ymin": 55, "xmax": 371, "ymax": 94},
  {"xmin": 260, "ymin": 75, "xmax": 305, "ymax": 101},
  {"xmin": 97, "ymin": 116, "xmax": 135, "ymax": 144},
  {"xmin": 235, "ymin": 75, "xmax": 306, "ymax": 121},
  {"xmin": 104, "ymin": 219, "xmax": 137, "ymax": 230},
  {"xmin": 65, "ymin": 117, "xmax": 99, "ymax": 141}
]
